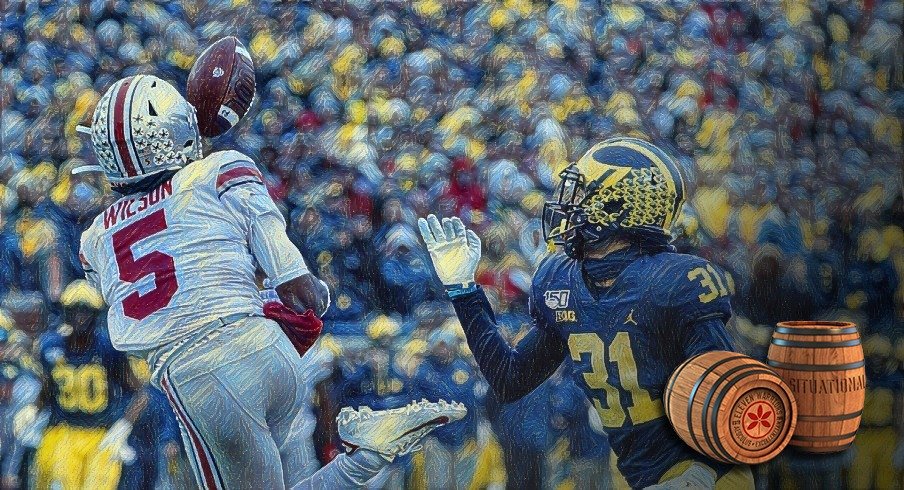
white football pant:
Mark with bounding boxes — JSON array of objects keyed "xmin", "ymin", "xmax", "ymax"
[{"xmin": 156, "ymin": 316, "xmax": 384, "ymax": 489}]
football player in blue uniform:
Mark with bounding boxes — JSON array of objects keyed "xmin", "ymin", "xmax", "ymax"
[
  {"xmin": 419, "ymin": 137, "xmax": 754, "ymax": 489},
  {"xmin": 34, "ymin": 280, "xmax": 149, "ymax": 490}
]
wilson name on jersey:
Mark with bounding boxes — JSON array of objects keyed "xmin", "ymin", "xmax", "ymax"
[{"xmin": 79, "ymin": 151, "xmax": 267, "ymax": 352}]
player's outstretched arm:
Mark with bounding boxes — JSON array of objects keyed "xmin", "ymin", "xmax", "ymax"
[
  {"xmin": 216, "ymin": 163, "xmax": 330, "ymax": 317},
  {"xmin": 451, "ymin": 288, "xmax": 566, "ymax": 401},
  {"xmin": 418, "ymin": 215, "xmax": 566, "ymax": 402}
]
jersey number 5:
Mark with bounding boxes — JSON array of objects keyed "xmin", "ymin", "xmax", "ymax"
[
  {"xmin": 568, "ymin": 332, "xmax": 663, "ymax": 428},
  {"xmin": 112, "ymin": 209, "xmax": 178, "ymax": 320}
]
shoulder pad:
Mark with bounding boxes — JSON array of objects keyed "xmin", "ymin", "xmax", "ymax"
[
  {"xmin": 647, "ymin": 253, "xmax": 733, "ymax": 326},
  {"xmin": 213, "ymin": 152, "xmax": 264, "ymax": 197},
  {"xmin": 204, "ymin": 150, "xmax": 257, "ymax": 176},
  {"xmin": 176, "ymin": 150, "xmax": 261, "ymax": 190},
  {"xmin": 531, "ymin": 253, "xmax": 572, "ymax": 291}
]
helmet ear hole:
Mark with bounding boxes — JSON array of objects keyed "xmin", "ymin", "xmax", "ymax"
[
  {"xmin": 147, "ymin": 101, "xmax": 158, "ymax": 117},
  {"xmin": 183, "ymin": 140, "xmax": 194, "ymax": 148}
]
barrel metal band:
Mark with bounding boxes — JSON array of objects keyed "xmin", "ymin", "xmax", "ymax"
[
  {"xmin": 771, "ymin": 338, "xmax": 861, "ymax": 348},
  {"xmin": 797, "ymin": 410, "xmax": 862, "ymax": 422},
  {"xmin": 666, "ymin": 356, "xmax": 697, "ymax": 412},
  {"xmin": 686, "ymin": 354, "xmax": 748, "ymax": 457},
  {"xmin": 700, "ymin": 363, "xmax": 760, "ymax": 463},
  {"xmin": 709, "ymin": 368, "xmax": 785, "ymax": 463},
  {"xmin": 792, "ymin": 430, "xmax": 858, "ymax": 442},
  {"xmin": 767, "ymin": 360, "xmax": 865, "ymax": 371},
  {"xmin": 775, "ymin": 326, "xmax": 858, "ymax": 335}
]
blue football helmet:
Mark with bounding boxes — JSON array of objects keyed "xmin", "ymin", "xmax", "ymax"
[{"xmin": 542, "ymin": 137, "xmax": 686, "ymax": 258}]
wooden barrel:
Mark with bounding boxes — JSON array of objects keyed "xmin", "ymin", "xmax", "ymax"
[
  {"xmin": 767, "ymin": 321, "xmax": 865, "ymax": 453},
  {"xmin": 665, "ymin": 350, "xmax": 797, "ymax": 464}
]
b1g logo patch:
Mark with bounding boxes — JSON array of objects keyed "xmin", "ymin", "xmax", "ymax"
[
  {"xmin": 730, "ymin": 388, "xmax": 785, "ymax": 450},
  {"xmin": 544, "ymin": 290, "xmax": 570, "ymax": 309},
  {"xmin": 555, "ymin": 310, "xmax": 576, "ymax": 323}
]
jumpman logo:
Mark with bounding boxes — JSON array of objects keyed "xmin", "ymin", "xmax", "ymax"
[{"xmin": 624, "ymin": 309, "xmax": 638, "ymax": 326}]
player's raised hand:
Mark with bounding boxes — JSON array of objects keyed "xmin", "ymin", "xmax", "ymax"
[{"xmin": 417, "ymin": 214, "xmax": 481, "ymax": 288}]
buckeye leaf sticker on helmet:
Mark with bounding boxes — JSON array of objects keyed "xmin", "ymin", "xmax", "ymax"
[{"xmin": 541, "ymin": 137, "xmax": 686, "ymax": 258}]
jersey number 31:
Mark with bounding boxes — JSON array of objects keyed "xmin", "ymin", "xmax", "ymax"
[{"xmin": 568, "ymin": 332, "xmax": 663, "ymax": 428}]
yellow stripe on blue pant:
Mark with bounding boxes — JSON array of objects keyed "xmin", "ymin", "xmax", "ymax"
[{"xmin": 35, "ymin": 423, "xmax": 122, "ymax": 490}]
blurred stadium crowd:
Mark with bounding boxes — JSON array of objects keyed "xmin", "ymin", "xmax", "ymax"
[{"xmin": 1, "ymin": 0, "xmax": 903, "ymax": 489}]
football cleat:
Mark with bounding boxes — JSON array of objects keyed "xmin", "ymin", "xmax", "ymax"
[{"xmin": 337, "ymin": 399, "xmax": 467, "ymax": 460}]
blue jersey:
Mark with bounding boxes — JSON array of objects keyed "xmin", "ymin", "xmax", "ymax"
[
  {"xmin": 452, "ymin": 249, "xmax": 739, "ymax": 488},
  {"xmin": 531, "ymin": 252, "xmax": 736, "ymax": 485},
  {"xmin": 490, "ymin": 376, "xmax": 561, "ymax": 453},
  {"xmin": 551, "ymin": 376, "xmax": 610, "ymax": 460},
  {"xmin": 38, "ymin": 328, "xmax": 133, "ymax": 428}
]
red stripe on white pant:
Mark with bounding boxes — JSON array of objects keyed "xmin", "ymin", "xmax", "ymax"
[{"xmin": 161, "ymin": 373, "xmax": 223, "ymax": 490}]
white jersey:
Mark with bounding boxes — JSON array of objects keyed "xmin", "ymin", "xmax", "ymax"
[{"xmin": 79, "ymin": 150, "xmax": 309, "ymax": 352}]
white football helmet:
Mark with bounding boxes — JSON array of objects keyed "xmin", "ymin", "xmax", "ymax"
[{"xmin": 75, "ymin": 75, "xmax": 202, "ymax": 183}]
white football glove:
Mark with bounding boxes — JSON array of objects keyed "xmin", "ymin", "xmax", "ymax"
[
  {"xmin": 99, "ymin": 419, "xmax": 136, "ymax": 464},
  {"xmin": 13, "ymin": 405, "xmax": 49, "ymax": 448},
  {"xmin": 417, "ymin": 214, "xmax": 481, "ymax": 288},
  {"xmin": 644, "ymin": 463, "xmax": 716, "ymax": 489}
]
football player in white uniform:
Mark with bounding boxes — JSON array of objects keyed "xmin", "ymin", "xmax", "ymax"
[{"xmin": 75, "ymin": 75, "xmax": 465, "ymax": 489}]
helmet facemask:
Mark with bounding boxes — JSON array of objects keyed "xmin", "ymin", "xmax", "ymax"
[{"xmin": 542, "ymin": 164, "xmax": 590, "ymax": 257}]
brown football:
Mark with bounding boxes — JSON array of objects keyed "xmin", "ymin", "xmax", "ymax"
[{"xmin": 186, "ymin": 36, "xmax": 256, "ymax": 137}]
